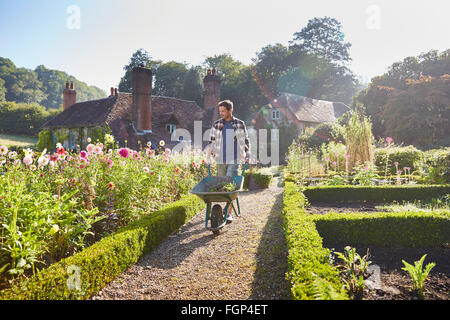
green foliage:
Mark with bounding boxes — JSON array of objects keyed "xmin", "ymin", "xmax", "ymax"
[
  {"xmin": 290, "ymin": 17, "xmax": 352, "ymax": 65},
  {"xmin": 375, "ymin": 145, "xmax": 423, "ymax": 175},
  {"xmin": 313, "ymin": 210, "xmax": 450, "ymax": 248},
  {"xmin": 0, "ymin": 194, "xmax": 205, "ymax": 300},
  {"xmin": 298, "ymin": 122, "xmax": 344, "ymax": 151},
  {"xmin": 355, "ymin": 49, "xmax": 450, "ymax": 149},
  {"xmin": 351, "ymin": 162, "xmax": 378, "ymax": 186},
  {"xmin": 414, "ymin": 147, "xmax": 450, "ymax": 184},
  {"xmin": 36, "ymin": 129, "xmax": 53, "ymax": 152},
  {"xmin": 283, "ymin": 181, "xmax": 348, "ymax": 300},
  {"xmin": 0, "ymin": 101, "xmax": 60, "ymax": 136},
  {"xmin": 401, "ymin": 254, "xmax": 436, "ymax": 299},
  {"xmin": 0, "ymin": 57, "xmax": 105, "ymax": 110},
  {"xmin": 182, "ymin": 67, "xmax": 204, "ymax": 107},
  {"xmin": 153, "ymin": 61, "xmax": 188, "ymax": 98},
  {"xmin": 303, "ymin": 185, "xmax": 450, "ymax": 203}
]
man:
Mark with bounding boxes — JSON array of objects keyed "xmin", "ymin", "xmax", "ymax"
[{"xmin": 208, "ymin": 99, "xmax": 251, "ymax": 223}]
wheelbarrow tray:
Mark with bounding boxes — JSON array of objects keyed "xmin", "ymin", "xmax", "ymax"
[{"xmin": 190, "ymin": 175, "xmax": 244, "ymax": 202}]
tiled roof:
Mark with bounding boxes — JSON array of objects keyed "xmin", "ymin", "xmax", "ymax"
[
  {"xmin": 41, "ymin": 93, "xmax": 208, "ymax": 150},
  {"xmin": 272, "ymin": 92, "xmax": 350, "ymax": 123}
]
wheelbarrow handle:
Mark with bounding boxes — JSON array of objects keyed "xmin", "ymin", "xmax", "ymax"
[{"xmin": 207, "ymin": 162, "xmax": 249, "ymax": 177}]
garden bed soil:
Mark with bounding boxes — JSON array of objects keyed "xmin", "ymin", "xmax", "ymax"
[
  {"xmin": 306, "ymin": 202, "xmax": 384, "ymax": 215},
  {"xmin": 327, "ymin": 245, "xmax": 450, "ymax": 300}
]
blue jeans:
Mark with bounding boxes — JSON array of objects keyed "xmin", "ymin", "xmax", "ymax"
[{"xmin": 216, "ymin": 163, "xmax": 240, "ymax": 177}]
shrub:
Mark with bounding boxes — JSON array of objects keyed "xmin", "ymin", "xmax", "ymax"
[
  {"xmin": 303, "ymin": 185, "xmax": 450, "ymax": 203},
  {"xmin": 282, "ymin": 181, "xmax": 348, "ymax": 300},
  {"xmin": 375, "ymin": 145, "xmax": 423, "ymax": 175},
  {"xmin": 414, "ymin": 147, "xmax": 450, "ymax": 184},
  {"xmin": 313, "ymin": 210, "xmax": 450, "ymax": 248}
]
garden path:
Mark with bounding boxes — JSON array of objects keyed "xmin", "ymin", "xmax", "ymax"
[{"xmin": 92, "ymin": 176, "xmax": 290, "ymax": 300}]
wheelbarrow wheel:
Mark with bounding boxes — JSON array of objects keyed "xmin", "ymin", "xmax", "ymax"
[{"xmin": 210, "ymin": 204, "xmax": 223, "ymax": 235}]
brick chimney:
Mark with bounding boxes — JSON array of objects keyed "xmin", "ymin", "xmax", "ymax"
[
  {"xmin": 63, "ymin": 81, "xmax": 76, "ymax": 110},
  {"xmin": 203, "ymin": 68, "xmax": 221, "ymax": 113},
  {"xmin": 131, "ymin": 67, "xmax": 152, "ymax": 132}
]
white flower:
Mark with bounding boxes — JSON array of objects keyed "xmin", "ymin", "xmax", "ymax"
[
  {"xmin": 87, "ymin": 137, "xmax": 91, "ymax": 143},
  {"xmin": 159, "ymin": 140, "xmax": 165, "ymax": 147},
  {"xmin": 0, "ymin": 145, "xmax": 8, "ymax": 155},
  {"xmin": 56, "ymin": 143, "xmax": 62, "ymax": 149},
  {"xmin": 8, "ymin": 151, "xmax": 17, "ymax": 159},
  {"xmin": 143, "ymin": 166, "xmax": 150, "ymax": 173},
  {"xmin": 23, "ymin": 155, "xmax": 33, "ymax": 166}
]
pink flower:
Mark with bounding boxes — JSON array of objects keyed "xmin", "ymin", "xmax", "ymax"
[
  {"xmin": 107, "ymin": 158, "xmax": 113, "ymax": 168},
  {"xmin": 325, "ymin": 157, "xmax": 330, "ymax": 162},
  {"xmin": 386, "ymin": 137, "xmax": 393, "ymax": 144},
  {"xmin": 80, "ymin": 151, "xmax": 88, "ymax": 158},
  {"xmin": 344, "ymin": 153, "xmax": 350, "ymax": 159},
  {"xmin": 119, "ymin": 148, "xmax": 130, "ymax": 158},
  {"xmin": 93, "ymin": 146, "xmax": 102, "ymax": 155},
  {"xmin": 23, "ymin": 155, "xmax": 33, "ymax": 166},
  {"xmin": 332, "ymin": 161, "xmax": 337, "ymax": 166},
  {"xmin": 133, "ymin": 151, "xmax": 140, "ymax": 160},
  {"xmin": 394, "ymin": 161, "xmax": 399, "ymax": 167}
]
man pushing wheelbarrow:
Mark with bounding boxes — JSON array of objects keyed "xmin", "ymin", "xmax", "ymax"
[
  {"xmin": 191, "ymin": 99, "xmax": 251, "ymax": 234},
  {"xmin": 209, "ymin": 100, "xmax": 251, "ymax": 222}
]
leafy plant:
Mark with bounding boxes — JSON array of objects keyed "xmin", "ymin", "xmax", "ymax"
[
  {"xmin": 334, "ymin": 246, "xmax": 372, "ymax": 299},
  {"xmin": 401, "ymin": 254, "xmax": 436, "ymax": 299}
]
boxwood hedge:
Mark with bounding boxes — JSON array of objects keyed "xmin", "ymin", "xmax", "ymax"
[
  {"xmin": 282, "ymin": 181, "xmax": 348, "ymax": 300},
  {"xmin": 303, "ymin": 185, "xmax": 450, "ymax": 203},
  {"xmin": 0, "ymin": 194, "xmax": 205, "ymax": 300},
  {"xmin": 313, "ymin": 210, "xmax": 450, "ymax": 248}
]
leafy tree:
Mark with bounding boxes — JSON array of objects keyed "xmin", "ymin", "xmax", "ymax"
[
  {"xmin": 0, "ymin": 78, "xmax": 6, "ymax": 102},
  {"xmin": 354, "ymin": 49, "xmax": 450, "ymax": 149},
  {"xmin": 290, "ymin": 16, "xmax": 352, "ymax": 66},
  {"xmin": 153, "ymin": 61, "xmax": 188, "ymax": 97},
  {"xmin": 182, "ymin": 66, "xmax": 204, "ymax": 107},
  {"xmin": 118, "ymin": 49, "xmax": 161, "ymax": 93}
]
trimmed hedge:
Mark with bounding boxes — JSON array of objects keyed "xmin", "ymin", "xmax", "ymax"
[
  {"xmin": 282, "ymin": 181, "xmax": 348, "ymax": 300},
  {"xmin": 313, "ymin": 210, "xmax": 450, "ymax": 248},
  {"xmin": 303, "ymin": 185, "xmax": 450, "ymax": 203},
  {"xmin": 0, "ymin": 194, "xmax": 205, "ymax": 300}
]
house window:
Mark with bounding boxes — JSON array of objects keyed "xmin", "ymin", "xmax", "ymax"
[
  {"xmin": 166, "ymin": 124, "xmax": 176, "ymax": 134},
  {"xmin": 271, "ymin": 109, "xmax": 280, "ymax": 120}
]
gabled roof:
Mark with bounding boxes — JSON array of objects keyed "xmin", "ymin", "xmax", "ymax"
[{"xmin": 266, "ymin": 92, "xmax": 351, "ymax": 124}]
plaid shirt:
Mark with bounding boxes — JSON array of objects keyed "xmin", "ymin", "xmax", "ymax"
[{"xmin": 208, "ymin": 116, "xmax": 251, "ymax": 164}]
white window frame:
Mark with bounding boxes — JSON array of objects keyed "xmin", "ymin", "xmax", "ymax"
[{"xmin": 271, "ymin": 109, "xmax": 280, "ymax": 120}]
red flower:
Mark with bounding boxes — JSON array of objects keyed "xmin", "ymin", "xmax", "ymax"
[
  {"xmin": 51, "ymin": 154, "xmax": 58, "ymax": 162},
  {"xmin": 57, "ymin": 147, "xmax": 65, "ymax": 155}
]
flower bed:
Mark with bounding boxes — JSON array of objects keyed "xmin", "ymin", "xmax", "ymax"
[
  {"xmin": 0, "ymin": 141, "xmax": 209, "ymax": 286},
  {"xmin": 0, "ymin": 193, "xmax": 205, "ymax": 299}
]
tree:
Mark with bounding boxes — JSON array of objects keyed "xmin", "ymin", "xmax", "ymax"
[
  {"xmin": 0, "ymin": 78, "xmax": 6, "ymax": 102},
  {"xmin": 290, "ymin": 16, "xmax": 352, "ymax": 66},
  {"xmin": 118, "ymin": 49, "xmax": 161, "ymax": 92},
  {"xmin": 251, "ymin": 43, "xmax": 295, "ymax": 99},
  {"xmin": 355, "ymin": 49, "xmax": 450, "ymax": 148},
  {"xmin": 153, "ymin": 61, "xmax": 188, "ymax": 98},
  {"xmin": 182, "ymin": 66, "xmax": 203, "ymax": 107}
]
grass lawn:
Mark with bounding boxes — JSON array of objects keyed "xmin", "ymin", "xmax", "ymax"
[{"xmin": 0, "ymin": 133, "xmax": 38, "ymax": 148}]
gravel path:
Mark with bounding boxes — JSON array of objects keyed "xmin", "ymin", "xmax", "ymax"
[{"xmin": 92, "ymin": 176, "xmax": 291, "ymax": 300}]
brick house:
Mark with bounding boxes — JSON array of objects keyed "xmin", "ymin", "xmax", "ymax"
[{"xmin": 41, "ymin": 67, "xmax": 222, "ymax": 151}]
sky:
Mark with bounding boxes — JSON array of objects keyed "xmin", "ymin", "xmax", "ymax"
[{"xmin": 1, "ymin": 0, "xmax": 449, "ymax": 93}]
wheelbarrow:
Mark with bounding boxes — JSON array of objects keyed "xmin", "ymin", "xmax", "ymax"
[{"xmin": 190, "ymin": 162, "xmax": 248, "ymax": 235}]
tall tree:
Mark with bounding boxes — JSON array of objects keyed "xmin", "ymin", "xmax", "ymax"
[
  {"xmin": 290, "ymin": 16, "xmax": 352, "ymax": 66},
  {"xmin": 153, "ymin": 61, "xmax": 188, "ymax": 98},
  {"xmin": 182, "ymin": 66, "xmax": 203, "ymax": 107},
  {"xmin": 118, "ymin": 49, "xmax": 161, "ymax": 92}
]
